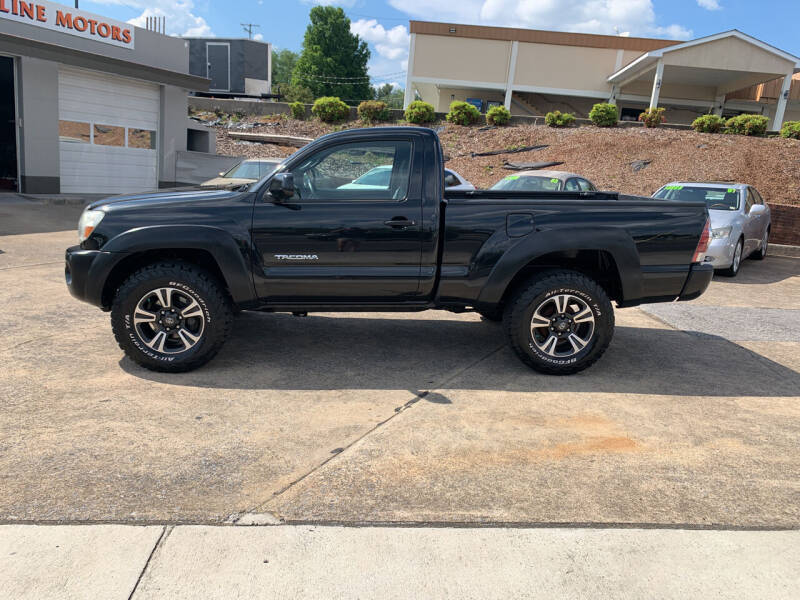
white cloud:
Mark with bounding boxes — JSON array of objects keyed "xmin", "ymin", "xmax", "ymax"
[
  {"xmin": 253, "ymin": 33, "xmax": 264, "ymax": 41},
  {"xmin": 389, "ymin": 0, "xmax": 693, "ymax": 40},
  {"xmin": 697, "ymin": 0, "xmax": 721, "ymax": 10},
  {"xmin": 351, "ymin": 19, "xmax": 410, "ymax": 87},
  {"xmin": 301, "ymin": 0, "xmax": 358, "ymax": 7},
  {"xmin": 93, "ymin": 0, "xmax": 213, "ymax": 37}
]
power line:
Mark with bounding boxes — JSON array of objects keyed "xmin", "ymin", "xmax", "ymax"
[{"xmin": 241, "ymin": 23, "xmax": 260, "ymax": 39}]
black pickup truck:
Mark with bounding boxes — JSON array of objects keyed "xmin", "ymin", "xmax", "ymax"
[{"xmin": 65, "ymin": 127, "xmax": 713, "ymax": 375}]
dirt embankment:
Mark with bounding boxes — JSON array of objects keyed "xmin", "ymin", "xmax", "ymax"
[{"xmin": 210, "ymin": 114, "xmax": 800, "ymax": 207}]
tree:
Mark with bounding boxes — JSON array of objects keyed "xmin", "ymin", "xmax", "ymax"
[
  {"xmin": 291, "ymin": 6, "xmax": 371, "ymax": 103},
  {"xmin": 271, "ymin": 48, "xmax": 299, "ymax": 87},
  {"xmin": 373, "ymin": 83, "xmax": 404, "ymax": 109}
]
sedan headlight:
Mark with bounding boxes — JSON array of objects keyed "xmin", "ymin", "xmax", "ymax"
[
  {"xmin": 710, "ymin": 225, "xmax": 732, "ymax": 240},
  {"xmin": 78, "ymin": 209, "xmax": 105, "ymax": 242}
]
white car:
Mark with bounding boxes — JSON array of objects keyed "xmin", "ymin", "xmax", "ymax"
[
  {"xmin": 653, "ymin": 182, "xmax": 771, "ymax": 276},
  {"xmin": 490, "ymin": 170, "xmax": 597, "ymax": 192},
  {"xmin": 338, "ymin": 165, "xmax": 475, "ymax": 191}
]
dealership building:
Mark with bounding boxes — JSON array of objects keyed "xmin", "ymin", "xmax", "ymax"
[
  {"xmin": 404, "ymin": 21, "xmax": 800, "ymax": 128},
  {"xmin": 0, "ymin": 0, "xmax": 209, "ymax": 194}
]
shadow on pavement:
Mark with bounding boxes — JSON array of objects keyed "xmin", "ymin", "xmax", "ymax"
[
  {"xmin": 123, "ymin": 312, "xmax": 800, "ymax": 398},
  {"xmin": 711, "ymin": 255, "xmax": 798, "ymax": 285}
]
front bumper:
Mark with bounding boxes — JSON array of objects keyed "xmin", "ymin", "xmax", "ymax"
[
  {"xmin": 701, "ymin": 236, "xmax": 736, "ymax": 269},
  {"xmin": 65, "ymin": 245, "xmax": 121, "ymax": 308},
  {"xmin": 678, "ymin": 262, "xmax": 714, "ymax": 301}
]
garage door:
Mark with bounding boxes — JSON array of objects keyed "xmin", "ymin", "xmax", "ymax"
[{"xmin": 58, "ymin": 67, "xmax": 159, "ymax": 194}]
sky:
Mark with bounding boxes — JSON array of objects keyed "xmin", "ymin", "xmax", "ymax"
[{"xmin": 78, "ymin": 0, "xmax": 800, "ymax": 89}]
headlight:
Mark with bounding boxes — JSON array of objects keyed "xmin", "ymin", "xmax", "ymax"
[
  {"xmin": 710, "ymin": 226, "xmax": 732, "ymax": 240},
  {"xmin": 78, "ymin": 209, "xmax": 105, "ymax": 242}
]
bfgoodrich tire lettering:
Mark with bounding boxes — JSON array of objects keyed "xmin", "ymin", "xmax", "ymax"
[
  {"xmin": 503, "ymin": 270, "xmax": 615, "ymax": 375},
  {"xmin": 111, "ymin": 262, "xmax": 233, "ymax": 372}
]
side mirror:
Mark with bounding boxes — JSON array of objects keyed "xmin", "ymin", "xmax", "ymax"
[
  {"xmin": 749, "ymin": 204, "xmax": 766, "ymax": 215},
  {"xmin": 268, "ymin": 172, "xmax": 294, "ymax": 200}
]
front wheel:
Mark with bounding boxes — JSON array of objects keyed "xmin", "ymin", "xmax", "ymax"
[
  {"xmin": 503, "ymin": 271, "xmax": 615, "ymax": 375},
  {"xmin": 111, "ymin": 262, "xmax": 233, "ymax": 372}
]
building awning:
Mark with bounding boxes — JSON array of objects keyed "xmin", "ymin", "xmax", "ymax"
[
  {"xmin": 608, "ymin": 30, "xmax": 800, "ymax": 96},
  {"xmin": 0, "ymin": 31, "xmax": 209, "ymax": 90}
]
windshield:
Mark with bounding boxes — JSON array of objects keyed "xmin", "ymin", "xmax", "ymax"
[
  {"xmin": 224, "ymin": 161, "xmax": 280, "ymax": 180},
  {"xmin": 654, "ymin": 185, "xmax": 740, "ymax": 211},
  {"xmin": 491, "ymin": 175, "xmax": 562, "ymax": 191}
]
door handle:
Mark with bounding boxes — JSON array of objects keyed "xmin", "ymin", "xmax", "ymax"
[{"xmin": 384, "ymin": 217, "xmax": 415, "ymax": 229}]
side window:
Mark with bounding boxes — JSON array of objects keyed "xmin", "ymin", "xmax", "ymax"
[
  {"xmin": 752, "ymin": 188, "xmax": 764, "ymax": 205},
  {"xmin": 745, "ymin": 188, "xmax": 756, "ymax": 212},
  {"xmin": 564, "ymin": 178, "xmax": 580, "ymax": 191},
  {"xmin": 289, "ymin": 140, "xmax": 412, "ymax": 201},
  {"xmin": 577, "ymin": 178, "xmax": 595, "ymax": 191}
]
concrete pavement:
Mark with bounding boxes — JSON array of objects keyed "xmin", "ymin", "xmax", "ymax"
[{"xmin": 2, "ymin": 524, "xmax": 798, "ymax": 599}]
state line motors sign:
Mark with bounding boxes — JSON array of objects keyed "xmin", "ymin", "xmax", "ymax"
[{"xmin": 0, "ymin": 0, "xmax": 134, "ymax": 48}]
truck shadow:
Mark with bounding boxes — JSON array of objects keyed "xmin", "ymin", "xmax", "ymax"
[{"xmin": 123, "ymin": 312, "xmax": 800, "ymax": 398}]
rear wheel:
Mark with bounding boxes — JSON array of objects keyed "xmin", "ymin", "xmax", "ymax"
[
  {"xmin": 111, "ymin": 262, "xmax": 233, "ymax": 372},
  {"xmin": 503, "ymin": 271, "xmax": 614, "ymax": 375},
  {"xmin": 752, "ymin": 228, "xmax": 769, "ymax": 260}
]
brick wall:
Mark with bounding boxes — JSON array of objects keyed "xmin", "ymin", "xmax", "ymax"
[{"xmin": 770, "ymin": 204, "xmax": 800, "ymax": 246}]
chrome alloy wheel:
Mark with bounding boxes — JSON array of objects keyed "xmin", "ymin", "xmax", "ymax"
[
  {"xmin": 530, "ymin": 293, "xmax": 595, "ymax": 357},
  {"xmin": 762, "ymin": 229, "xmax": 769, "ymax": 255},
  {"xmin": 133, "ymin": 287, "xmax": 205, "ymax": 354},
  {"xmin": 732, "ymin": 240, "xmax": 742, "ymax": 273}
]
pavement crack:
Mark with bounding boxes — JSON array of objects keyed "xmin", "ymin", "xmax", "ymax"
[
  {"xmin": 0, "ymin": 261, "xmax": 62, "ymax": 271},
  {"xmin": 128, "ymin": 525, "xmax": 171, "ymax": 600}
]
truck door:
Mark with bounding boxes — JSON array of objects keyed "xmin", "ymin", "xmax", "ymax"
[{"xmin": 251, "ymin": 136, "xmax": 424, "ymax": 303}]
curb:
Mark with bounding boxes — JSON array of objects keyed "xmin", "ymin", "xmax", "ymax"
[{"xmin": 767, "ymin": 243, "xmax": 800, "ymax": 258}]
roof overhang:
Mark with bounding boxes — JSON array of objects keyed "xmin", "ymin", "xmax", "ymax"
[
  {"xmin": 608, "ymin": 30, "xmax": 800, "ymax": 87},
  {"xmin": 0, "ymin": 31, "xmax": 209, "ymax": 90}
]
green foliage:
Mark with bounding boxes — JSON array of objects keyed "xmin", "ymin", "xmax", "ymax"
[
  {"xmin": 289, "ymin": 101, "xmax": 306, "ymax": 120},
  {"xmin": 312, "ymin": 96, "xmax": 350, "ymax": 123},
  {"xmin": 373, "ymin": 83, "xmax": 405, "ymax": 109},
  {"xmin": 639, "ymin": 107, "xmax": 666, "ymax": 128},
  {"xmin": 404, "ymin": 100, "xmax": 435, "ymax": 124},
  {"xmin": 446, "ymin": 101, "xmax": 481, "ymax": 126},
  {"xmin": 357, "ymin": 100, "xmax": 390, "ymax": 123},
  {"xmin": 271, "ymin": 48, "xmax": 299, "ymax": 87},
  {"xmin": 544, "ymin": 110, "xmax": 576, "ymax": 128},
  {"xmin": 589, "ymin": 103, "xmax": 618, "ymax": 127},
  {"xmin": 725, "ymin": 114, "xmax": 768, "ymax": 136},
  {"xmin": 292, "ymin": 6, "xmax": 371, "ymax": 102},
  {"xmin": 780, "ymin": 120, "xmax": 800, "ymax": 139},
  {"xmin": 486, "ymin": 105, "xmax": 511, "ymax": 126},
  {"xmin": 691, "ymin": 114, "xmax": 725, "ymax": 133},
  {"xmin": 280, "ymin": 83, "xmax": 314, "ymax": 104}
]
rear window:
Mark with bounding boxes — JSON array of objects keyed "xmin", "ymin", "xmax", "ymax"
[
  {"xmin": 491, "ymin": 175, "xmax": 562, "ymax": 192},
  {"xmin": 654, "ymin": 185, "xmax": 740, "ymax": 211}
]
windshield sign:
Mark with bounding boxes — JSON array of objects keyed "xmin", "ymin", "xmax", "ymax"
[{"xmin": 654, "ymin": 185, "xmax": 740, "ymax": 211}]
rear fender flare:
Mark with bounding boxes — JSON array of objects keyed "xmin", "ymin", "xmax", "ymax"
[{"xmin": 476, "ymin": 227, "xmax": 643, "ymax": 306}]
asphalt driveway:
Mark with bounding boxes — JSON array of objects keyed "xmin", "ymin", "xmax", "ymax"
[{"xmin": 1, "ymin": 199, "xmax": 798, "ymax": 528}]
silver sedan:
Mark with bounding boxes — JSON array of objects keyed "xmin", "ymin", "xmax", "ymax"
[{"xmin": 653, "ymin": 182, "xmax": 771, "ymax": 276}]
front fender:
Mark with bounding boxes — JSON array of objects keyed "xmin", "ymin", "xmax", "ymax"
[
  {"xmin": 476, "ymin": 227, "xmax": 642, "ymax": 306},
  {"xmin": 98, "ymin": 225, "xmax": 256, "ymax": 305}
]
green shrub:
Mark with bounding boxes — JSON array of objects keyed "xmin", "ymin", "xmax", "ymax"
[
  {"xmin": 639, "ymin": 107, "xmax": 665, "ymax": 128},
  {"xmin": 311, "ymin": 96, "xmax": 350, "ymax": 123},
  {"xmin": 446, "ymin": 101, "xmax": 481, "ymax": 126},
  {"xmin": 589, "ymin": 103, "xmax": 618, "ymax": 127},
  {"xmin": 486, "ymin": 105, "xmax": 511, "ymax": 126},
  {"xmin": 691, "ymin": 114, "xmax": 725, "ymax": 133},
  {"xmin": 544, "ymin": 110, "xmax": 576, "ymax": 128},
  {"xmin": 282, "ymin": 83, "xmax": 314, "ymax": 104},
  {"xmin": 779, "ymin": 120, "xmax": 800, "ymax": 139},
  {"xmin": 357, "ymin": 100, "xmax": 390, "ymax": 123},
  {"xmin": 725, "ymin": 114, "xmax": 768, "ymax": 136},
  {"xmin": 289, "ymin": 102, "xmax": 305, "ymax": 120},
  {"xmin": 404, "ymin": 100, "xmax": 436, "ymax": 124}
]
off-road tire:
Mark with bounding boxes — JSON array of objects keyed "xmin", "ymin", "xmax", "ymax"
[
  {"xmin": 111, "ymin": 262, "xmax": 233, "ymax": 372},
  {"xmin": 503, "ymin": 270, "xmax": 614, "ymax": 375}
]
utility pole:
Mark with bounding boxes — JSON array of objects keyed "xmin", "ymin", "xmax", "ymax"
[{"xmin": 241, "ymin": 23, "xmax": 260, "ymax": 39}]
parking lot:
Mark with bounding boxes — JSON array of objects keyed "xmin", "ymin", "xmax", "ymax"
[{"xmin": 1, "ymin": 196, "xmax": 799, "ymax": 529}]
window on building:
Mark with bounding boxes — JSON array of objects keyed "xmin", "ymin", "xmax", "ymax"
[
  {"xmin": 128, "ymin": 128, "xmax": 156, "ymax": 149},
  {"xmin": 59, "ymin": 121, "xmax": 91, "ymax": 143},
  {"xmin": 93, "ymin": 124, "xmax": 125, "ymax": 147}
]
